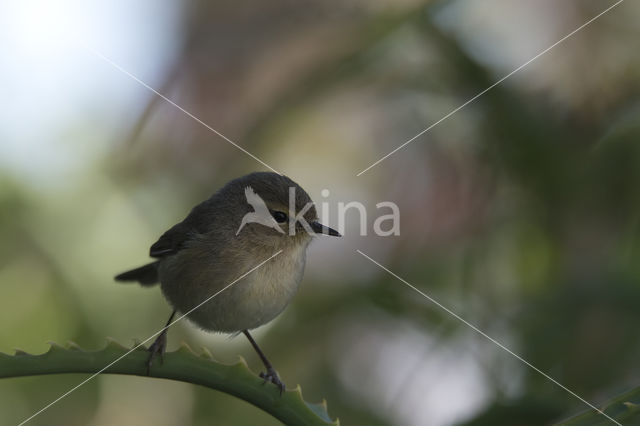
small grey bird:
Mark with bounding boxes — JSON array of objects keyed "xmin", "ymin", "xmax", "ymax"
[{"xmin": 115, "ymin": 172, "xmax": 340, "ymax": 392}]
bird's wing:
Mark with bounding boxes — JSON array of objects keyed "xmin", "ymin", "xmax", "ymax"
[
  {"xmin": 149, "ymin": 200, "xmax": 210, "ymax": 258},
  {"xmin": 244, "ymin": 186, "xmax": 270, "ymax": 215},
  {"xmin": 149, "ymin": 222, "xmax": 191, "ymax": 257}
]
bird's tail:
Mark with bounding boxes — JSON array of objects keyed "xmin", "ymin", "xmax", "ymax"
[{"xmin": 114, "ymin": 262, "xmax": 159, "ymax": 287}]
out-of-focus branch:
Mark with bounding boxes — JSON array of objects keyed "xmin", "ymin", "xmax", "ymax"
[{"xmin": 557, "ymin": 386, "xmax": 640, "ymax": 425}]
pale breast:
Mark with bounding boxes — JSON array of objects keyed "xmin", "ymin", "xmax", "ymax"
[{"xmin": 159, "ymin": 241, "xmax": 308, "ymax": 333}]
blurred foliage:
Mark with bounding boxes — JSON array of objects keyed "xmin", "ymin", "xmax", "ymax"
[
  {"xmin": 559, "ymin": 384, "xmax": 640, "ymax": 425},
  {"xmin": 2, "ymin": 0, "xmax": 640, "ymax": 425}
]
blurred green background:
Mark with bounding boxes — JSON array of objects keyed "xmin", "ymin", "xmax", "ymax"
[{"xmin": 2, "ymin": 0, "xmax": 640, "ymax": 425}]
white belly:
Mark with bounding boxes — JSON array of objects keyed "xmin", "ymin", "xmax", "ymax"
[{"xmin": 161, "ymin": 243, "xmax": 308, "ymax": 333}]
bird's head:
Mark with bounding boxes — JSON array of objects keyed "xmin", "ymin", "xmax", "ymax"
[{"xmin": 225, "ymin": 172, "xmax": 340, "ymax": 247}]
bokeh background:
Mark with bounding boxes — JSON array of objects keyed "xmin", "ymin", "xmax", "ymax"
[{"xmin": 2, "ymin": 0, "xmax": 640, "ymax": 425}]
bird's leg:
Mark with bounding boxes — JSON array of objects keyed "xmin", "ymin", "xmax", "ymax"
[
  {"xmin": 146, "ymin": 310, "xmax": 176, "ymax": 375},
  {"xmin": 243, "ymin": 330, "xmax": 285, "ymax": 394}
]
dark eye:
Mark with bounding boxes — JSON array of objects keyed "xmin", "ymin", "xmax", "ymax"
[{"xmin": 272, "ymin": 211, "xmax": 288, "ymax": 223}]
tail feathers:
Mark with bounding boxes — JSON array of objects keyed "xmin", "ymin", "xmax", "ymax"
[{"xmin": 115, "ymin": 262, "xmax": 159, "ymax": 287}]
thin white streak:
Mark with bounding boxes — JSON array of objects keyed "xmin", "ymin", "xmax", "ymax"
[
  {"xmin": 356, "ymin": 249, "xmax": 621, "ymax": 425},
  {"xmin": 356, "ymin": 0, "xmax": 624, "ymax": 176},
  {"xmin": 18, "ymin": 250, "xmax": 283, "ymax": 425},
  {"xmin": 82, "ymin": 43, "xmax": 281, "ymax": 175}
]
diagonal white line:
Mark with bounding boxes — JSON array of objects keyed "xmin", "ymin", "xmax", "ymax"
[
  {"xmin": 18, "ymin": 250, "xmax": 283, "ymax": 426},
  {"xmin": 356, "ymin": 249, "xmax": 621, "ymax": 426},
  {"xmin": 81, "ymin": 43, "xmax": 281, "ymax": 175},
  {"xmin": 356, "ymin": 0, "xmax": 624, "ymax": 176}
]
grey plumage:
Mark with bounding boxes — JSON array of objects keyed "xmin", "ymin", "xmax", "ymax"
[
  {"xmin": 115, "ymin": 172, "xmax": 339, "ymax": 390},
  {"xmin": 114, "ymin": 262, "xmax": 159, "ymax": 286},
  {"xmin": 115, "ymin": 172, "xmax": 326, "ymax": 332}
]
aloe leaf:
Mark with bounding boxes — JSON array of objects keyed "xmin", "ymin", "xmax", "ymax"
[{"xmin": 0, "ymin": 340, "xmax": 338, "ymax": 426}]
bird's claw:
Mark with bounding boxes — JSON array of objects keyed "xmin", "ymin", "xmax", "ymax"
[
  {"xmin": 146, "ymin": 332, "xmax": 168, "ymax": 375},
  {"xmin": 259, "ymin": 367, "xmax": 285, "ymax": 395}
]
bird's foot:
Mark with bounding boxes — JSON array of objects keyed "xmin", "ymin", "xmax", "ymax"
[
  {"xmin": 146, "ymin": 331, "xmax": 168, "ymax": 375},
  {"xmin": 259, "ymin": 367, "xmax": 285, "ymax": 395}
]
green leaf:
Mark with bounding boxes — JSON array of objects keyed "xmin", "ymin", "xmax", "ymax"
[
  {"xmin": 0, "ymin": 340, "xmax": 338, "ymax": 426},
  {"xmin": 557, "ymin": 386, "xmax": 640, "ymax": 425}
]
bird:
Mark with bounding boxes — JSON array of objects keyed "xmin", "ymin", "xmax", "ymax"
[{"xmin": 115, "ymin": 172, "xmax": 340, "ymax": 393}]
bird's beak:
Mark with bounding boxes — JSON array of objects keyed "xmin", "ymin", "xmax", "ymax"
[{"xmin": 310, "ymin": 221, "xmax": 341, "ymax": 237}]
